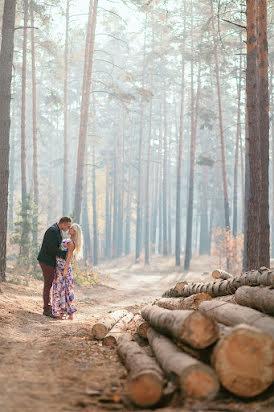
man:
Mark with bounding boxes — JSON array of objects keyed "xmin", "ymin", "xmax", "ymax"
[{"xmin": 37, "ymin": 216, "xmax": 72, "ymax": 318}]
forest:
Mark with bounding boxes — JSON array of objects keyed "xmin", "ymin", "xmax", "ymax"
[
  {"xmin": 0, "ymin": 0, "xmax": 273, "ymax": 411},
  {"xmin": 0, "ymin": 0, "xmax": 272, "ymax": 276}
]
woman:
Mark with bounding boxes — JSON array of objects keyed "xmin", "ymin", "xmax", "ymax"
[{"xmin": 52, "ymin": 223, "xmax": 83, "ymax": 320}]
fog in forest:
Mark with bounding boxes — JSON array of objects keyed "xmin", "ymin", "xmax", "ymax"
[{"xmin": 1, "ymin": 0, "xmax": 273, "ymax": 273}]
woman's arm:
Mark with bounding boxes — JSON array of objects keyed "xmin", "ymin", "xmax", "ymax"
[{"xmin": 63, "ymin": 241, "xmax": 75, "ymax": 277}]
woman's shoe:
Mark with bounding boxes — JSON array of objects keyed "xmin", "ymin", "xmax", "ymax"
[{"xmin": 57, "ymin": 313, "xmax": 67, "ymax": 320}]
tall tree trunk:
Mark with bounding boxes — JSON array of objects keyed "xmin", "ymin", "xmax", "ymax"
[
  {"xmin": 105, "ymin": 150, "xmax": 111, "ymax": 259},
  {"xmin": 125, "ymin": 124, "xmax": 134, "ymax": 256},
  {"xmin": 30, "ymin": 6, "xmax": 38, "ymax": 245},
  {"xmin": 257, "ymin": 0, "xmax": 270, "ymax": 268},
  {"xmin": 8, "ymin": 100, "xmax": 15, "ymax": 231},
  {"xmin": 158, "ymin": 106, "xmax": 163, "ymax": 254},
  {"xmin": 245, "ymin": 0, "xmax": 261, "ymax": 271},
  {"xmin": 210, "ymin": 0, "xmax": 230, "ymax": 251},
  {"xmin": 63, "ymin": 0, "xmax": 70, "ymax": 215},
  {"xmin": 270, "ymin": 64, "xmax": 274, "ymax": 258},
  {"xmin": 167, "ymin": 129, "xmax": 172, "ymax": 254},
  {"xmin": 82, "ymin": 171, "xmax": 92, "ymax": 263},
  {"xmin": 145, "ymin": 25, "xmax": 154, "ymax": 265},
  {"xmin": 92, "ymin": 144, "xmax": 98, "ymax": 265},
  {"xmin": 74, "ymin": 0, "xmax": 98, "ymax": 223},
  {"xmin": 21, "ymin": 0, "xmax": 28, "ymax": 204},
  {"xmin": 162, "ymin": 87, "xmax": 168, "ymax": 256},
  {"xmin": 232, "ymin": 55, "xmax": 242, "ymax": 239},
  {"xmin": 0, "ymin": 0, "xmax": 16, "ymax": 282},
  {"xmin": 117, "ymin": 106, "xmax": 125, "ymax": 257},
  {"xmin": 135, "ymin": 26, "xmax": 146, "ymax": 263},
  {"xmin": 184, "ymin": 56, "xmax": 201, "ymax": 270},
  {"xmin": 199, "ymin": 168, "xmax": 210, "ymax": 255},
  {"xmin": 175, "ymin": 50, "xmax": 185, "ymax": 266},
  {"xmin": 112, "ymin": 134, "xmax": 118, "ymax": 258}
]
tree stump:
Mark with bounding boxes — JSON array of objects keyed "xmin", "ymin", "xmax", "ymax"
[
  {"xmin": 92, "ymin": 310, "xmax": 128, "ymax": 339},
  {"xmin": 141, "ymin": 305, "xmax": 219, "ymax": 349},
  {"xmin": 117, "ymin": 333, "xmax": 164, "ymax": 407},
  {"xmin": 212, "ymin": 324, "xmax": 273, "ymax": 397},
  {"xmin": 147, "ymin": 328, "xmax": 219, "ymax": 400}
]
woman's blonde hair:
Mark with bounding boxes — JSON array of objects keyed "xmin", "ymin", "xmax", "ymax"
[{"xmin": 71, "ymin": 223, "xmax": 83, "ymax": 259}]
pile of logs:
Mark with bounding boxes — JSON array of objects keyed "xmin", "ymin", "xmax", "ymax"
[{"xmin": 114, "ymin": 268, "xmax": 274, "ymax": 409}]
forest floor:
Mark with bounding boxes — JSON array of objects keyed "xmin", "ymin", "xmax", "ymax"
[{"xmin": 0, "ymin": 253, "xmax": 273, "ymax": 412}]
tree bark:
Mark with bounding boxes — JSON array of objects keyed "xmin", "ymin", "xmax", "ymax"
[
  {"xmin": 198, "ymin": 300, "xmax": 274, "ymax": 338},
  {"xmin": 257, "ymin": 0, "xmax": 270, "ymax": 268},
  {"xmin": 210, "ymin": 0, "xmax": 230, "ymax": 269},
  {"xmin": 162, "ymin": 281, "xmax": 188, "ymax": 298},
  {"xmin": 105, "ymin": 150, "xmax": 111, "ymax": 258},
  {"xmin": 147, "ymin": 328, "xmax": 219, "ymax": 400},
  {"xmin": 211, "ymin": 324, "xmax": 273, "ymax": 397},
  {"xmin": 246, "ymin": 0, "xmax": 261, "ymax": 270},
  {"xmin": 184, "ymin": 57, "xmax": 201, "ymax": 269},
  {"xmin": 155, "ymin": 293, "xmax": 212, "ymax": 311},
  {"xmin": 103, "ymin": 312, "xmax": 134, "ymax": 347},
  {"xmin": 135, "ymin": 25, "xmax": 146, "ymax": 262},
  {"xmin": 92, "ymin": 309, "xmax": 128, "ymax": 339},
  {"xmin": 117, "ymin": 333, "xmax": 164, "ymax": 407},
  {"xmin": 232, "ymin": 53, "xmax": 242, "ymax": 239},
  {"xmin": 74, "ymin": 0, "xmax": 98, "ymax": 223},
  {"xmin": 21, "ymin": 0, "xmax": 28, "ymax": 204},
  {"xmin": 30, "ymin": 6, "xmax": 38, "ymax": 245},
  {"xmin": 162, "ymin": 87, "xmax": 168, "ymax": 256},
  {"xmin": 134, "ymin": 314, "xmax": 149, "ymax": 339},
  {"xmin": 141, "ymin": 305, "xmax": 219, "ymax": 349},
  {"xmin": 145, "ymin": 27, "xmax": 154, "ymax": 264},
  {"xmin": 234, "ymin": 285, "xmax": 274, "ymax": 315},
  {"xmin": 92, "ymin": 144, "xmax": 98, "ymax": 265},
  {"xmin": 0, "ymin": 0, "xmax": 16, "ymax": 282}
]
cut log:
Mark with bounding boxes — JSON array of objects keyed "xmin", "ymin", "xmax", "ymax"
[
  {"xmin": 235, "ymin": 286, "xmax": 274, "ymax": 316},
  {"xmin": 162, "ymin": 281, "xmax": 188, "ymax": 297},
  {"xmin": 212, "ymin": 324, "xmax": 273, "ymax": 397},
  {"xmin": 147, "ymin": 328, "xmax": 219, "ymax": 400},
  {"xmin": 198, "ymin": 300, "xmax": 274, "ymax": 339},
  {"xmin": 103, "ymin": 312, "xmax": 134, "ymax": 346},
  {"xmin": 117, "ymin": 333, "xmax": 164, "ymax": 407},
  {"xmin": 141, "ymin": 305, "xmax": 219, "ymax": 349},
  {"xmin": 162, "ymin": 269, "xmax": 274, "ymax": 299},
  {"xmin": 134, "ymin": 313, "xmax": 149, "ymax": 339},
  {"xmin": 155, "ymin": 293, "xmax": 212, "ymax": 311},
  {"xmin": 92, "ymin": 310, "xmax": 128, "ymax": 339},
  {"xmin": 212, "ymin": 269, "xmax": 233, "ymax": 280}
]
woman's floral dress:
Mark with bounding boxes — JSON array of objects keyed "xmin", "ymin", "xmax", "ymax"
[{"xmin": 52, "ymin": 239, "xmax": 77, "ymax": 316}]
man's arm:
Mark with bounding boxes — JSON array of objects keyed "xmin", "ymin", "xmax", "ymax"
[{"xmin": 45, "ymin": 230, "xmax": 67, "ymax": 259}]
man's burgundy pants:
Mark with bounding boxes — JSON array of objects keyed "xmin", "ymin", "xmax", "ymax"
[{"xmin": 39, "ymin": 261, "xmax": 55, "ymax": 310}]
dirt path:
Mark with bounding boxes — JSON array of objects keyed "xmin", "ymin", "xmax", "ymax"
[{"xmin": 0, "ymin": 255, "xmax": 273, "ymax": 412}]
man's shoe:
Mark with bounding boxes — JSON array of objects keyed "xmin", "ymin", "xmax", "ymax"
[{"xmin": 43, "ymin": 309, "xmax": 58, "ymax": 319}]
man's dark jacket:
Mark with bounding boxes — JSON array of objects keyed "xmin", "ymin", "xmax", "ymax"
[{"xmin": 37, "ymin": 223, "xmax": 67, "ymax": 267}]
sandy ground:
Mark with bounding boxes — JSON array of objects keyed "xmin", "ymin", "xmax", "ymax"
[{"xmin": 0, "ymin": 254, "xmax": 273, "ymax": 412}]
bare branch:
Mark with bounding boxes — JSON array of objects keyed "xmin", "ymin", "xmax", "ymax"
[{"xmin": 222, "ymin": 19, "xmax": 246, "ymax": 30}]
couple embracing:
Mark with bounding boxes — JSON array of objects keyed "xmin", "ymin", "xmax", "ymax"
[{"xmin": 37, "ymin": 216, "xmax": 83, "ymax": 320}]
